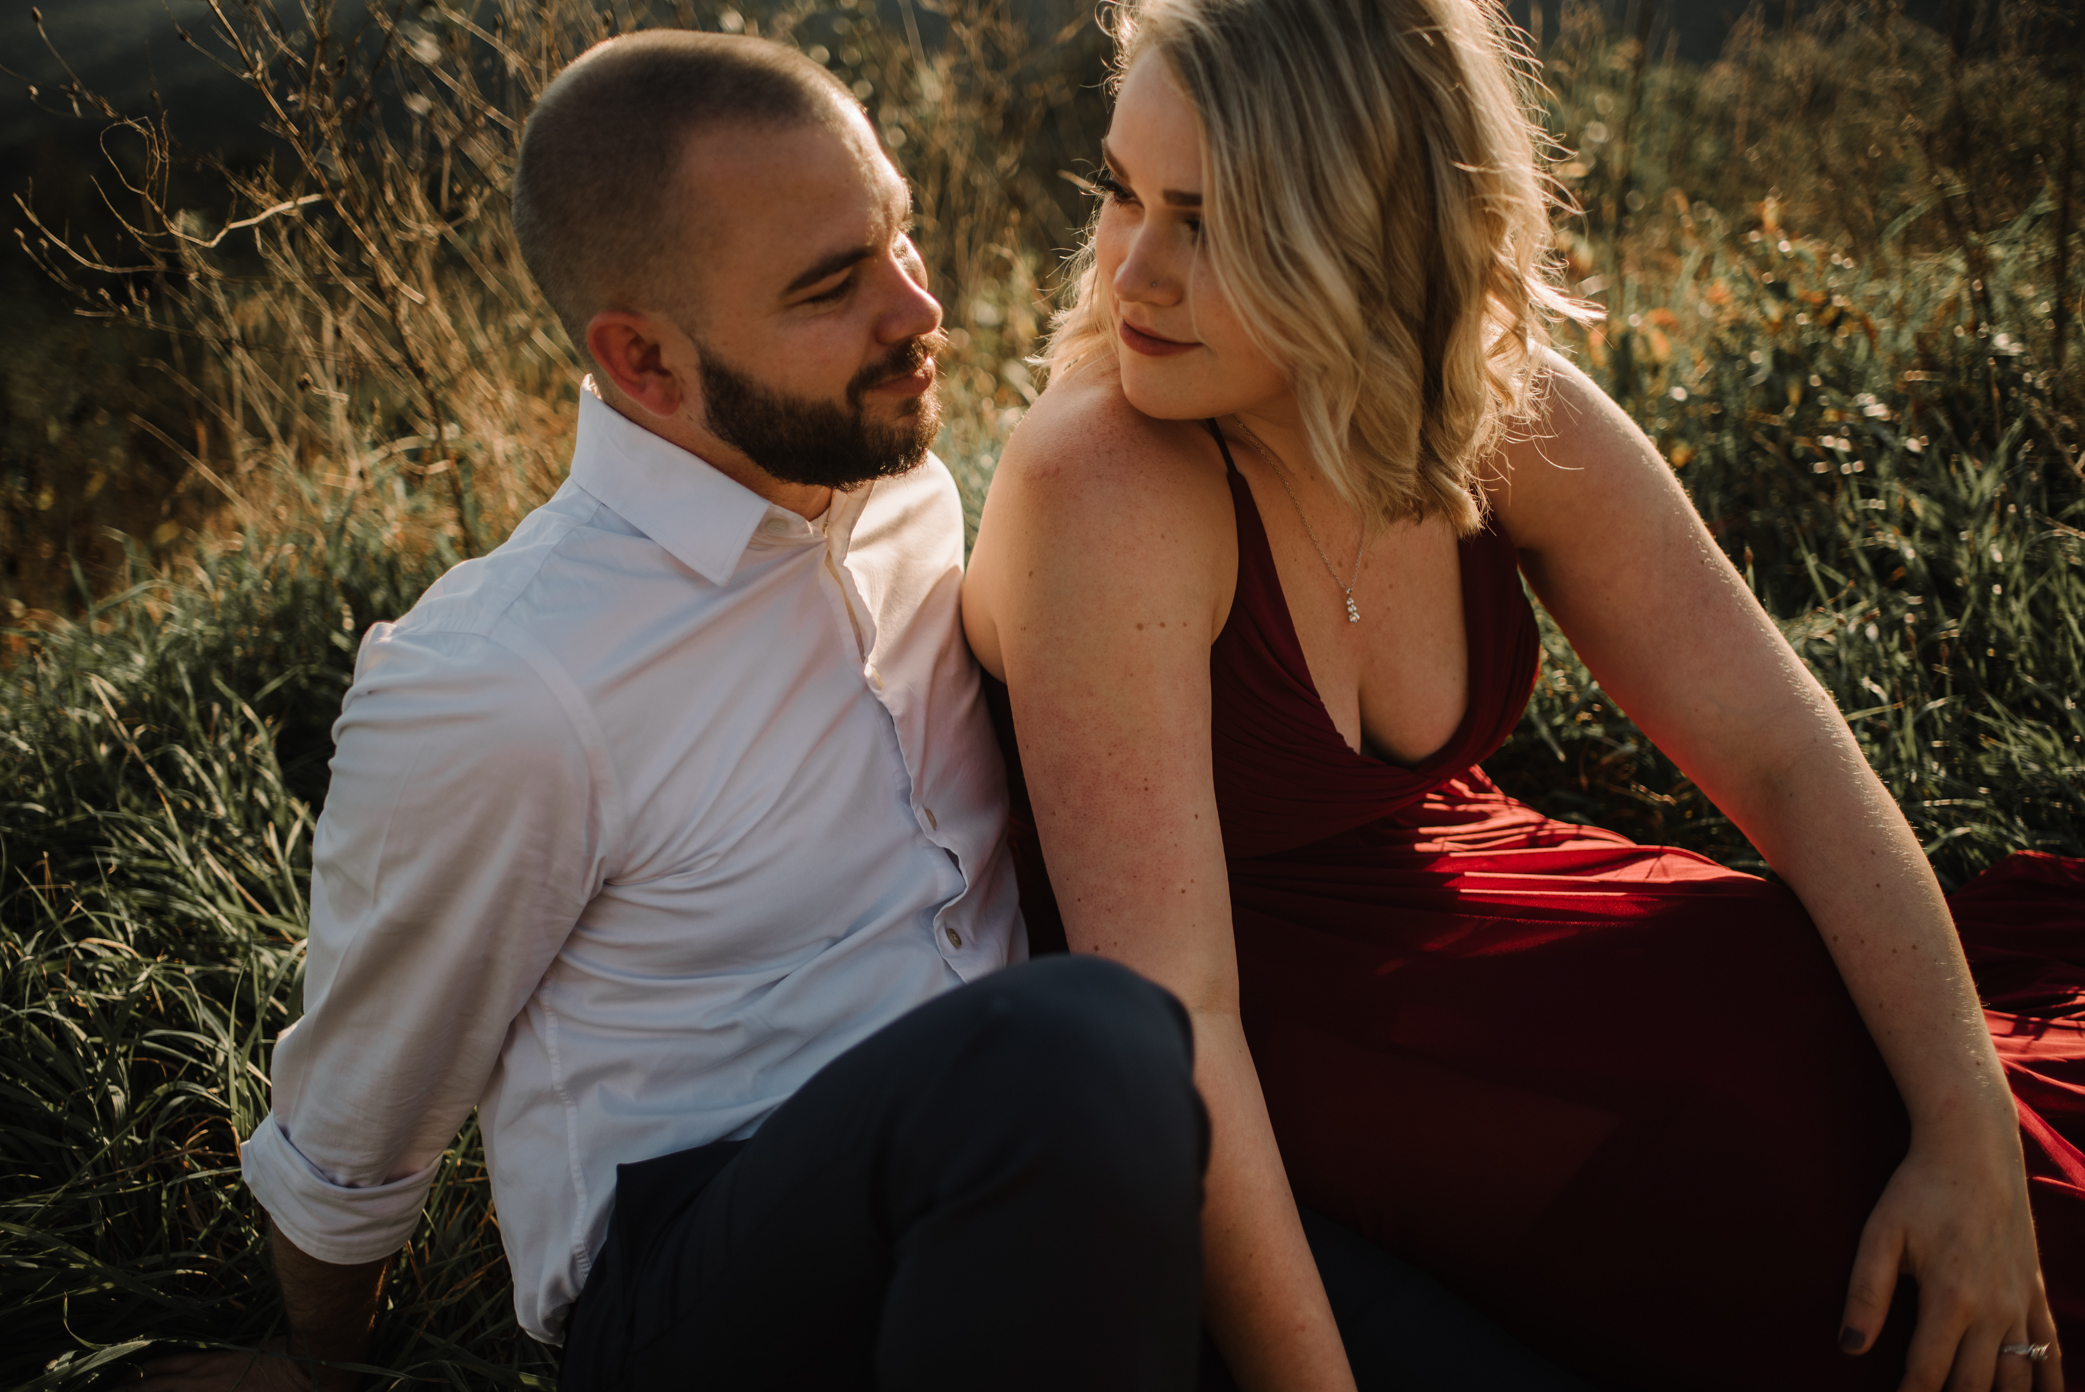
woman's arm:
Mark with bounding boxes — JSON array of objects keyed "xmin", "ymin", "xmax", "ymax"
[
  {"xmin": 1494, "ymin": 356, "xmax": 2061, "ymax": 1391},
  {"xmin": 966, "ymin": 393, "xmax": 1358, "ymax": 1392}
]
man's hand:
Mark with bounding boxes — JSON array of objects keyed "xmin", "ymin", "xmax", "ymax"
[
  {"xmin": 130, "ymin": 1219, "xmax": 390, "ymax": 1392},
  {"xmin": 132, "ymin": 1338, "xmax": 341, "ymax": 1392}
]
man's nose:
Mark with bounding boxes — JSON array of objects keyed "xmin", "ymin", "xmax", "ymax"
[{"xmin": 878, "ymin": 255, "xmax": 943, "ymax": 345}]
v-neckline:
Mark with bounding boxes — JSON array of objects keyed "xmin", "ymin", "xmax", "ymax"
[{"xmin": 1207, "ymin": 422, "xmax": 1484, "ymax": 777}]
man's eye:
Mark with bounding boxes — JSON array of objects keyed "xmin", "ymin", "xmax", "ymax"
[{"xmin": 806, "ymin": 277, "xmax": 853, "ymax": 305}]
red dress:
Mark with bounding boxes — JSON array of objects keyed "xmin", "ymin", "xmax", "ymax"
[{"xmin": 985, "ymin": 444, "xmax": 2085, "ymax": 1390}]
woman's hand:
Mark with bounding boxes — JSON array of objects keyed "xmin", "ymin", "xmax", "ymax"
[
  {"xmin": 1840, "ymin": 1116, "xmax": 2063, "ymax": 1392},
  {"xmin": 1496, "ymin": 356, "xmax": 2062, "ymax": 1391}
]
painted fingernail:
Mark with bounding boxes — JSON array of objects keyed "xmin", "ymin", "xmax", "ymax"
[{"xmin": 1838, "ymin": 1327, "xmax": 1866, "ymax": 1353}]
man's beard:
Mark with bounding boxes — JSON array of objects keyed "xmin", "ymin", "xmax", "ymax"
[{"xmin": 695, "ymin": 331, "xmax": 946, "ymax": 491}]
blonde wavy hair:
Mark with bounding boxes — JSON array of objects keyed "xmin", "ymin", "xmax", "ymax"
[{"xmin": 1044, "ymin": 0, "xmax": 1592, "ymax": 533}]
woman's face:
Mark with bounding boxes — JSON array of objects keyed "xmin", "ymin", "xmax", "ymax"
[{"xmin": 1095, "ymin": 52, "xmax": 1291, "ymax": 423}]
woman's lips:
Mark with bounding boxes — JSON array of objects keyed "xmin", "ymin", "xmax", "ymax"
[{"xmin": 1119, "ymin": 320, "xmax": 1198, "ymax": 357}]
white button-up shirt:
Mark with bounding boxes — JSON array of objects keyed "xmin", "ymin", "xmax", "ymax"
[{"xmin": 240, "ymin": 388, "xmax": 1024, "ymax": 1345}]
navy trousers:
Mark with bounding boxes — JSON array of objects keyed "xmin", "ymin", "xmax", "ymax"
[
  {"xmin": 558, "ymin": 956, "xmax": 1210, "ymax": 1391},
  {"xmin": 1199, "ymin": 1208, "xmax": 1600, "ymax": 1391},
  {"xmin": 558, "ymin": 953, "xmax": 1595, "ymax": 1391}
]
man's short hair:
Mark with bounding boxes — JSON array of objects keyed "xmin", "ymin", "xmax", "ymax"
[{"xmin": 512, "ymin": 31, "xmax": 854, "ymax": 359}]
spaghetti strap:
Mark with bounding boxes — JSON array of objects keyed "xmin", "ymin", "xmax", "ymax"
[
  {"xmin": 981, "ymin": 412, "xmax": 2085, "ymax": 1388},
  {"xmin": 1202, "ymin": 418, "xmax": 1241, "ymax": 475}
]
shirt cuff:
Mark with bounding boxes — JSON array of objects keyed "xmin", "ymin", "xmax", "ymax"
[{"xmin": 240, "ymin": 1114, "xmax": 441, "ymax": 1265}]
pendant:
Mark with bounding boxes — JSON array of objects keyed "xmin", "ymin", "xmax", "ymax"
[{"xmin": 1345, "ymin": 595, "xmax": 1361, "ymax": 624}]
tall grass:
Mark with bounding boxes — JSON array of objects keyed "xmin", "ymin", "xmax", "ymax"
[
  {"xmin": 5, "ymin": 2, "xmax": 1104, "ymax": 1382},
  {"xmin": 0, "ymin": 488, "xmax": 550, "ymax": 1389},
  {"xmin": 1483, "ymin": 0, "xmax": 2085, "ymax": 881},
  {"xmin": 3, "ymin": 0, "xmax": 1104, "ymax": 613},
  {"xmin": 2, "ymin": 1, "xmax": 2080, "ymax": 1387}
]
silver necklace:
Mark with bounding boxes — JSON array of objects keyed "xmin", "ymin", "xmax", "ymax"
[{"xmin": 1230, "ymin": 416, "xmax": 1366, "ymax": 623}]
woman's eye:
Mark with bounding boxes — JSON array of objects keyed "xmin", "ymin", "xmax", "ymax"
[{"xmin": 1092, "ymin": 169, "xmax": 1135, "ymax": 206}]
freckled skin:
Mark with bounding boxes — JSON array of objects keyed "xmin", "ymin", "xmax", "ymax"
[{"xmin": 960, "ymin": 51, "xmax": 2061, "ymax": 1392}]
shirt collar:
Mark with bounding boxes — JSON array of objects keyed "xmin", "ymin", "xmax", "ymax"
[{"xmin": 567, "ymin": 384, "xmax": 814, "ymax": 587}]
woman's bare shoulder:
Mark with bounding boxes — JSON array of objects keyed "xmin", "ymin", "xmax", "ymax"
[
  {"xmin": 980, "ymin": 364, "xmax": 1238, "ymax": 581},
  {"xmin": 995, "ymin": 361, "xmax": 1228, "ymax": 514},
  {"xmin": 1487, "ymin": 351, "xmax": 1667, "ymax": 541},
  {"xmin": 965, "ymin": 361, "xmax": 1238, "ymax": 664}
]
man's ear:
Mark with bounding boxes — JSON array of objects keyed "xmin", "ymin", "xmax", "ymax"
[{"xmin": 586, "ymin": 310, "xmax": 690, "ymax": 420}]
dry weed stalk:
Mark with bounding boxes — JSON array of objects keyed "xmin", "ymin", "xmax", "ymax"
[
  {"xmin": 1535, "ymin": 0, "xmax": 2082, "ymax": 417},
  {"xmin": 16, "ymin": 1, "xmax": 609, "ymax": 562},
  {"xmin": 12, "ymin": 0, "xmax": 1102, "ymax": 576}
]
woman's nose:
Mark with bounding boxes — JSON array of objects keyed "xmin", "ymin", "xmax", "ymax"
[{"xmin": 1113, "ymin": 231, "xmax": 1180, "ymax": 305}]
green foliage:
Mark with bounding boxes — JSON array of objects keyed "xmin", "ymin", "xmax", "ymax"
[
  {"xmin": 0, "ymin": 490, "xmax": 565, "ymax": 1388},
  {"xmin": 1489, "ymin": 218, "xmax": 2085, "ymax": 883},
  {"xmin": 1481, "ymin": 0, "xmax": 2084, "ymax": 884}
]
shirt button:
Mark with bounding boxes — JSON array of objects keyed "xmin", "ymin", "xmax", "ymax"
[
  {"xmin": 946, "ymin": 926, "xmax": 963, "ymax": 948},
  {"xmin": 762, "ymin": 517, "xmax": 789, "ymax": 536}
]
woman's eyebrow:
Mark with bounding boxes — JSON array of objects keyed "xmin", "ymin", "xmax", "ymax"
[{"xmin": 1099, "ymin": 141, "xmax": 1202, "ymax": 207}]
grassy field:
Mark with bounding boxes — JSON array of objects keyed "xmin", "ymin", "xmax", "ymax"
[{"xmin": 3, "ymin": 1, "xmax": 2081, "ymax": 1387}]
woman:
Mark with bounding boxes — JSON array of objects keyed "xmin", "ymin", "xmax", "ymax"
[{"xmin": 961, "ymin": 0, "xmax": 2084, "ymax": 1388}]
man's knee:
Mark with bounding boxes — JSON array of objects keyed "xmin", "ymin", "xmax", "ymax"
[
  {"xmin": 979, "ymin": 954, "xmax": 1192, "ymax": 1085},
  {"xmin": 939, "ymin": 955, "xmax": 1205, "ymax": 1178}
]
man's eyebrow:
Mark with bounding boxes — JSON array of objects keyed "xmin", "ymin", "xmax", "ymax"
[
  {"xmin": 783, "ymin": 184, "xmax": 912, "ymax": 297},
  {"xmin": 1099, "ymin": 141, "xmax": 1201, "ymax": 207},
  {"xmin": 785, "ymin": 244, "xmax": 875, "ymax": 296}
]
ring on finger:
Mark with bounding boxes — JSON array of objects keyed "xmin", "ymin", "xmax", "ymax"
[{"xmin": 2000, "ymin": 1341, "xmax": 2052, "ymax": 1362}]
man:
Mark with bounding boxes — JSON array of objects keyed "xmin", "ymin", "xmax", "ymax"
[{"xmin": 138, "ymin": 31, "xmax": 1206, "ymax": 1392}]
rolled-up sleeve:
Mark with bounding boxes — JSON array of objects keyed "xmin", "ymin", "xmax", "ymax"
[{"xmin": 241, "ymin": 621, "xmax": 608, "ymax": 1265}]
